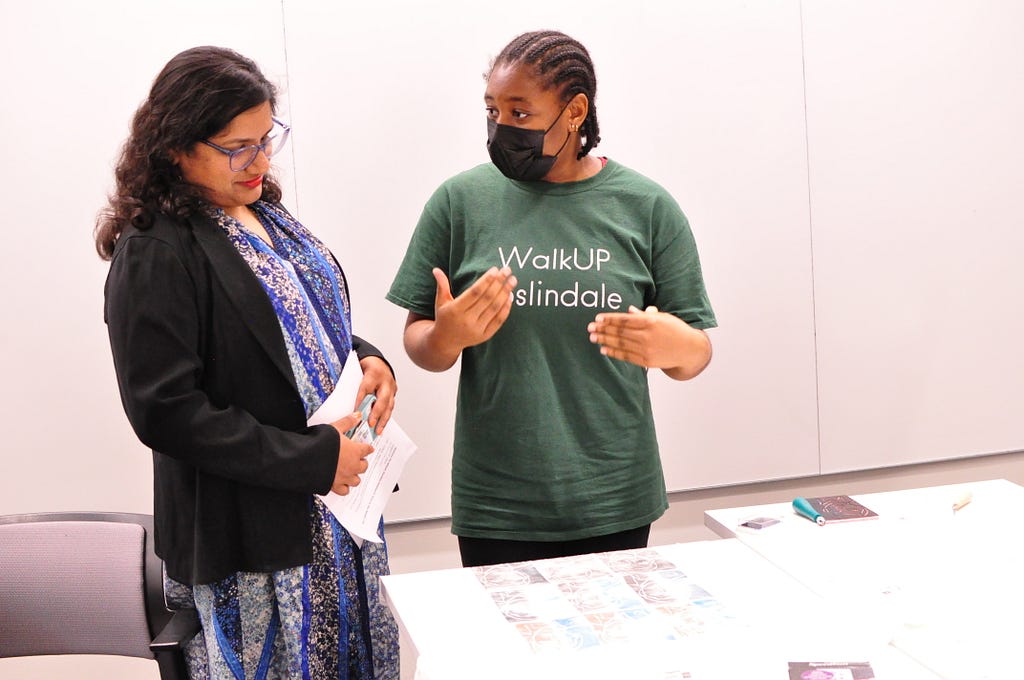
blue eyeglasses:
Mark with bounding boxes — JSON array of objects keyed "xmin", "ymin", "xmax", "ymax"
[{"xmin": 201, "ymin": 117, "xmax": 291, "ymax": 172}]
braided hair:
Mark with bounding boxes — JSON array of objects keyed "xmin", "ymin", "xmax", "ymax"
[{"xmin": 489, "ymin": 30, "xmax": 601, "ymax": 159}]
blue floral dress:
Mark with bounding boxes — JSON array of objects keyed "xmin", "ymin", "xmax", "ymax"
[{"xmin": 167, "ymin": 201, "xmax": 399, "ymax": 679}]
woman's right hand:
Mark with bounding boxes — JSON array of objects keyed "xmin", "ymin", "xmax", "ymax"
[
  {"xmin": 402, "ymin": 266, "xmax": 518, "ymax": 372},
  {"xmin": 329, "ymin": 411, "xmax": 374, "ymax": 495},
  {"xmin": 431, "ymin": 266, "xmax": 517, "ymax": 350},
  {"xmin": 403, "ymin": 266, "xmax": 518, "ymax": 372}
]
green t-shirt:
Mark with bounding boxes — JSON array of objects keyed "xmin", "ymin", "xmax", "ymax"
[{"xmin": 387, "ymin": 159, "xmax": 716, "ymax": 541}]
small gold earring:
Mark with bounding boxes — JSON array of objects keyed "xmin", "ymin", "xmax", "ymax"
[{"xmin": 570, "ymin": 123, "xmax": 579, "ymax": 133}]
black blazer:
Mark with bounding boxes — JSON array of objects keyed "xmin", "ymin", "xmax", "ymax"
[{"xmin": 104, "ymin": 209, "xmax": 388, "ymax": 585}]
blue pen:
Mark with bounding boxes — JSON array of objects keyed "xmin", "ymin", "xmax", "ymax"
[{"xmin": 792, "ymin": 497, "xmax": 825, "ymax": 525}]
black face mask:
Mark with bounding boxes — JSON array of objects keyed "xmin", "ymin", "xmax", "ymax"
[{"xmin": 486, "ymin": 102, "xmax": 572, "ymax": 181}]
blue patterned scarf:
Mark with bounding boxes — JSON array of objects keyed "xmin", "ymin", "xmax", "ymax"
[{"xmin": 214, "ymin": 201, "xmax": 353, "ymax": 416}]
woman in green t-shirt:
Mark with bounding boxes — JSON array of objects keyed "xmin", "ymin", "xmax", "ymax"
[{"xmin": 387, "ymin": 30, "xmax": 717, "ymax": 567}]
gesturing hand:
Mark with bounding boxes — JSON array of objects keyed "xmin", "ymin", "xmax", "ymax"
[
  {"xmin": 328, "ymin": 411, "xmax": 374, "ymax": 495},
  {"xmin": 587, "ymin": 305, "xmax": 712, "ymax": 379},
  {"xmin": 432, "ymin": 266, "xmax": 517, "ymax": 353}
]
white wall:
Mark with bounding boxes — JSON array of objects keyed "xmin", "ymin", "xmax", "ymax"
[
  {"xmin": 3, "ymin": 0, "xmax": 1021, "ymax": 523},
  {"xmin": 804, "ymin": 0, "xmax": 1024, "ymax": 472}
]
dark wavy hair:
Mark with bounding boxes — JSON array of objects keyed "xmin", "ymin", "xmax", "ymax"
[
  {"xmin": 94, "ymin": 46, "xmax": 283, "ymax": 260},
  {"xmin": 487, "ymin": 30, "xmax": 601, "ymax": 160}
]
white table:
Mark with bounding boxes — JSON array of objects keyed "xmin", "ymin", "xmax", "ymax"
[
  {"xmin": 381, "ymin": 538, "xmax": 940, "ymax": 679},
  {"xmin": 703, "ymin": 479, "xmax": 1024, "ymax": 680}
]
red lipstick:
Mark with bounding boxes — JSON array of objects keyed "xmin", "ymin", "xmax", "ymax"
[{"xmin": 242, "ymin": 176, "xmax": 263, "ymax": 189}]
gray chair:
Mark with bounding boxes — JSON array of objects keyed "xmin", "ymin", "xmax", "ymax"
[{"xmin": 0, "ymin": 512, "xmax": 200, "ymax": 680}]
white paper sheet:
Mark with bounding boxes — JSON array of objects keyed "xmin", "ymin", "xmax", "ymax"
[{"xmin": 308, "ymin": 356, "xmax": 417, "ymax": 544}]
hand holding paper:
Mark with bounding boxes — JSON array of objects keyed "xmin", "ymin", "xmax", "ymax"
[
  {"xmin": 328, "ymin": 408, "xmax": 374, "ymax": 496},
  {"xmin": 309, "ymin": 358, "xmax": 417, "ymax": 544},
  {"xmin": 353, "ymin": 355, "xmax": 397, "ymax": 435}
]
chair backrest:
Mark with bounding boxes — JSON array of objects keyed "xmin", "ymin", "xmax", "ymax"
[{"xmin": 0, "ymin": 512, "xmax": 170, "ymax": 659}]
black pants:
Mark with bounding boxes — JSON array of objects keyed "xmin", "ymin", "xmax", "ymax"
[{"xmin": 458, "ymin": 524, "xmax": 652, "ymax": 568}]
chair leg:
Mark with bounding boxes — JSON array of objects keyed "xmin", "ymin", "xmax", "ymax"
[
  {"xmin": 151, "ymin": 607, "xmax": 202, "ymax": 680},
  {"xmin": 155, "ymin": 648, "xmax": 193, "ymax": 680}
]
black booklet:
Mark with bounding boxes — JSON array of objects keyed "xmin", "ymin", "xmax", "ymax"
[
  {"xmin": 788, "ymin": 660, "xmax": 875, "ymax": 679},
  {"xmin": 805, "ymin": 495, "xmax": 879, "ymax": 523}
]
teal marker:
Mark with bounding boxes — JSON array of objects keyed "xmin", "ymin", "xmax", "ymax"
[{"xmin": 792, "ymin": 497, "xmax": 825, "ymax": 525}]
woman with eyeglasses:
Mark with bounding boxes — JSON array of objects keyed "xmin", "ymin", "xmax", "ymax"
[{"xmin": 96, "ymin": 46, "xmax": 399, "ymax": 678}]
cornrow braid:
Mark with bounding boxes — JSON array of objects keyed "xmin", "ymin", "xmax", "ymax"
[{"xmin": 491, "ymin": 30, "xmax": 601, "ymax": 159}]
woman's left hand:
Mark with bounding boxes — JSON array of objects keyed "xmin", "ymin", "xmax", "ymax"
[
  {"xmin": 587, "ymin": 305, "xmax": 712, "ymax": 380},
  {"xmin": 356, "ymin": 356, "xmax": 397, "ymax": 435}
]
